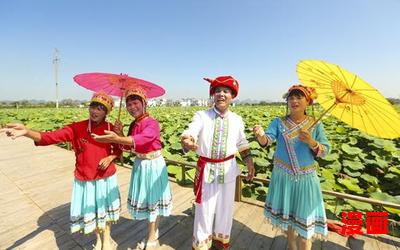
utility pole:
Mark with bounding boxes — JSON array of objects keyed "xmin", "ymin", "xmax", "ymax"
[{"xmin": 53, "ymin": 48, "xmax": 60, "ymax": 109}]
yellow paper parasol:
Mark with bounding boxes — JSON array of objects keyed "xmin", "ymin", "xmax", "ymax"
[{"xmin": 297, "ymin": 59, "xmax": 400, "ymax": 139}]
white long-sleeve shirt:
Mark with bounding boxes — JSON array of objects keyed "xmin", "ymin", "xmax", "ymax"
[{"xmin": 182, "ymin": 108, "xmax": 250, "ymax": 183}]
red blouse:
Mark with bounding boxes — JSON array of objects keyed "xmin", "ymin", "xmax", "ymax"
[{"xmin": 35, "ymin": 120, "xmax": 121, "ymax": 181}]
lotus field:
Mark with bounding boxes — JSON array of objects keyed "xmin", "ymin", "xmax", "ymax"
[{"xmin": 1, "ymin": 106, "xmax": 400, "ymax": 226}]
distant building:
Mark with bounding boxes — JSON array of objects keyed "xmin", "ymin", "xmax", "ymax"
[
  {"xmin": 194, "ymin": 99, "xmax": 208, "ymax": 106},
  {"xmin": 147, "ymin": 99, "xmax": 157, "ymax": 107},
  {"xmin": 177, "ymin": 98, "xmax": 209, "ymax": 107},
  {"xmin": 179, "ymin": 99, "xmax": 191, "ymax": 107}
]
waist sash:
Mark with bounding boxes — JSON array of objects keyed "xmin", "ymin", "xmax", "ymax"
[{"xmin": 194, "ymin": 154, "xmax": 235, "ymax": 204}]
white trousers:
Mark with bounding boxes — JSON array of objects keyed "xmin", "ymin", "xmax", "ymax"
[{"xmin": 192, "ymin": 179, "xmax": 236, "ymax": 250}]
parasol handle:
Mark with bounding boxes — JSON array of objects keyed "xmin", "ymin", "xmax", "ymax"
[
  {"xmin": 117, "ymin": 95, "xmax": 123, "ymax": 121},
  {"xmin": 309, "ymin": 102, "xmax": 338, "ymax": 129},
  {"xmin": 116, "ymin": 94, "xmax": 124, "ymax": 165}
]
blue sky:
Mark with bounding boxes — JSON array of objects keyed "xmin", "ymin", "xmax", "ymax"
[{"xmin": 0, "ymin": 0, "xmax": 399, "ymax": 101}]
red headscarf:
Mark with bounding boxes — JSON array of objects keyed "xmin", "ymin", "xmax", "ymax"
[{"xmin": 203, "ymin": 75, "xmax": 239, "ymax": 98}]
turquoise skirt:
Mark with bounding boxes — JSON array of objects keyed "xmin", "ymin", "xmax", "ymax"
[
  {"xmin": 127, "ymin": 156, "xmax": 172, "ymax": 222},
  {"xmin": 264, "ymin": 166, "xmax": 327, "ymax": 239},
  {"xmin": 70, "ymin": 174, "xmax": 120, "ymax": 234}
]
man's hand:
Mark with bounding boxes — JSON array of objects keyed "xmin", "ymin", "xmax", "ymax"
[
  {"xmin": 246, "ymin": 162, "xmax": 255, "ymax": 181},
  {"xmin": 181, "ymin": 135, "xmax": 198, "ymax": 151}
]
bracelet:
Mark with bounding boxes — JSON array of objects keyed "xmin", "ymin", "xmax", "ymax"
[
  {"xmin": 258, "ymin": 136, "xmax": 270, "ymax": 148},
  {"xmin": 257, "ymin": 130, "xmax": 265, "ymax": 138},
  {"xmin": 311, "ymin": 142, "xmax": 319, "ymax": 150}
]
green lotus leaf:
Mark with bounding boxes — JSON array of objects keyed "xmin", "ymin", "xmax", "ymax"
[
  {"xmin": 250, "ymin": 149, "xmax": 263, "ymax": 157},
  {"xmin": 324, "ymin": 203, "xmax": 338, "ymax": 214},
  {"xmin": 389, "ymin": 166, "xmax": 400, "ymax": 175},
  {"xmin": 176, "ymin": 168, "xmax": 195, "ymax": 184},
  {"xmin": 254, "ymin": 157, "xmax": 269, "ymax": 167},
  {"xmin": 168, "ymin": 135, "xmax": 180, "ymax": 144},
  {"xmin": 372, "ymin": 138, "xmax": 397, "ymax": 152},
  {"xmin": 343, "ymin": 160, "xmax": 365, "ymax": 171},
  {"xmin": 367, "ymin": 186, "xmax": 377, "ymax": 193},
  {"xmin": 256, "ymin": 187, "xmax": 267, "ymax": 195},
  {"xmin": 167, "ymin": 165, "xmax": 181, "ymax": 177},
  {"xmin": 367, "ymin": 158, "xmax": 388, "ymax": 169},
  {"xmin": 184, "ymin": 151, "xmax": 198, "ymax": 162},
  {"xmin": 384, "ymin": 173, "xmax": 398, "ymax": 180},
  {"xmin": 343, "ymin": 167, "xmax": 362, "ymax": 177},
  {"xmin": 392, "ymin": 151, "xmax": 400, "ymax": 160},
  {"xmin": 360, "ymin": 174, "xmax": 379, "ymax": 186},
  {"xmin": 322, "ymin": 153, "xmax": 339, "ymax": 162},
  {"xmin": 324, "ymin": 200, "xmax": 353, "ymax": 216},
  {"xmin": 332, "ymin": 183, "xmax": 345, "ymax": 192},
  {"xmin": 242, "ymin": 186, "xmax": 253, "ymax": 198},
  {"xmin": 348, "ymin": 137, "xmax": 358, "ymax": 145},
  {"xmin": 322, "ymin": 193, "xmax": 336, "ymax": 200},
  {"xmin": 369, "ymin": 192, "xmax": 400, "ymax": 214},
  {"xmin": 346, "ymin": 200, "xmax": 373, "ymax": 211},
  {"xmin": 250, "ymin": 141, "xmax": 261, "ymax": 149},
  {"xmin": 337, "ymin": 178, "xmax": 364, "ymax": 194},
  {"xmin": 170, "ymin": 142, "xmax": 182, "ymax": 151},
  {"xmin": 238, "ymin": 163, "xmax": 247, "ymax": 171},
  {"xmin": 320, "ymin": 179, "xmax": 335, "ymax": 191},
  {"xmin": 357, "ymin": 152, "xmax": 368, "ymax": 160},
  {"xmin": 321, "ymin": 169, "xmax": 335, "ymax": 180},
  {"xmin": 336, "ymin": 126, "xmax": 346, "ymax": 133},
  {"xmin": 383, "ymin": 143, "xmax": 398, "ymax": 152},
  {"xmin": 168, "ymin": 153, "xmax": 184, "ymax": 162},
  {"xmin": 341, "ymin": 144, "xmax": 363, "ymax": 155},
  {"xmin": 162, "ymin": 148, "xmax": 172, "ymax": 158},
  {"xmin": 370, "ymin": 151, "xmax": 381, "ymax": 159},
  {"xmin": 325, "ymin": 160, "xmax": 342, "ymax": 172}
]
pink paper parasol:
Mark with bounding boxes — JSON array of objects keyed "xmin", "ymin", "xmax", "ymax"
[{"xmin": 73, "ymin": 72, "xmax": 165, "ymax": 119}]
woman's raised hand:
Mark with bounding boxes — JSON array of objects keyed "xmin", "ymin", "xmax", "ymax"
[
  {"xmin": 0, "ymin": 123, "xmax": 28, "ymax": 139},
  {"xmin": 253, "ymin": 125, "xmax": 265, "ymax": 138}
]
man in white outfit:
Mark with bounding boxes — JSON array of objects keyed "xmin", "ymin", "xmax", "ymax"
[{"xmin": 181, "ymin": 76, "xmax": 255, "ymax": 250}]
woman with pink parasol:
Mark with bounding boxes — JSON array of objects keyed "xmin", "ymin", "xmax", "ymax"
[{"xmin": 93, "ymin": 87, "xmax": 172, "ymax": 249}]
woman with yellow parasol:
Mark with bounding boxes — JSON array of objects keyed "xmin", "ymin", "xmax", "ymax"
[{"xmin": 253, "ymin": 84, "xmax": 330, "ymax": 250}]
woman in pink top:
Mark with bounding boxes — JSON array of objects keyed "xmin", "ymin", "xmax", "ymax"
[{"xmin": 93, "ymin": 89, "xmax": 172, "ymax": 249}]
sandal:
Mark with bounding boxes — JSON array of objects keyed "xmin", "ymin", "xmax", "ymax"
[
  {"xmin": 92, "ymin": 242, "xmax": 102, "ymax": 250},
  {"xmin": 155, "ymin": 229, "xmax": 159, "ymax": 239},
  {"xmin": 136, "ymin": 239, "xmax": 159, "ymax": 249}
]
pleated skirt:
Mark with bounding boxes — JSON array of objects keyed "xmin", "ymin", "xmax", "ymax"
[
  {"xmin": 70, "ymin": 174, "xmax": 120, "ymax": 234},
  {"xmin": 264, "ymin": 166, "xmax": 327, "ymax": 239},
  {"xmin": 127, "ymin": 156, "xmax": 172, "ymax": 222}
]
